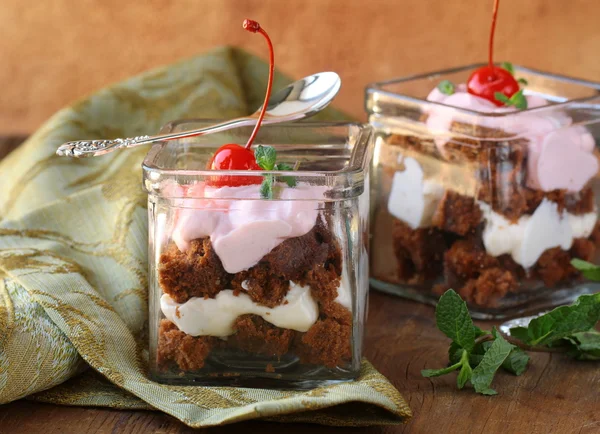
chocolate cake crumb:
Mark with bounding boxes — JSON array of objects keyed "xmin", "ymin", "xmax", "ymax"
[
  {"xmin": 534, "ymin": 247, "xmax": 578, "ymax": 287},
  {"xmin": 228, "ymin": 315, "xmax": 295, "ymax": 357},
  {"xmin": 261, "ymin": 221, "xmax": 334, "ymax": 280},
  {"xmin": 591, "ymin": 222, "xmax": 600, "ymax": 245},
  {"xmin": 571, "ymin": 238, "xmax": 596, "ymax": 263},
  {"xmin": 230, "ymin": 270, "xmax": 290, "ymax": 308},
  {"xmin": 432, "ymin": 191, "xmax": 482, "ymax": 236},
  {"xmin": 157, "ymin": 320, "xmax": 218, "ymax": 371},
  {"xmin": 392, "ymin": 219, "xmax": 446, "ymax": 283},
  {"xmin": 159, "ymin": 238, "xmax": 230, "ymax": 303},
  {"xmin": 458, "ymin": 268, "xmax": 518, "ymax": 307},
  {"xmin": 296, "ymin": 316, "xmax": 352, "ymax": 368},
  {"xmin": 444, "ymin": 239, "xmax": 497, "ymax": 283}
]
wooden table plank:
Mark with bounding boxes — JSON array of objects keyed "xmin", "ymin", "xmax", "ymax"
[{"xmin": 0, "ymin": 136, "xmax": 599, "ymax": 433}]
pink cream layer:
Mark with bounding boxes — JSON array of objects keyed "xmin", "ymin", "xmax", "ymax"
[
  {"xmin": 166, "ymin": 182, "xmax": 326, "ymax": 274},
  {"xmin": 426, "ymin": 84, "xmax": 598, "ymax": 193}
]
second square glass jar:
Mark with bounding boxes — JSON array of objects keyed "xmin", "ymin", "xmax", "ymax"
[
  {"xmin": 144, "ymin": 120, "xmax": 372, "ymax": 388},
  {"xmin": 366, "ymin": 64, "xmax": 600, "ymax": 319}
]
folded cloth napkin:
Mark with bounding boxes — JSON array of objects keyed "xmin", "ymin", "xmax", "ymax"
[{"xmin": 0, "ymin": 46, "xmax": 411, "ymax": 427}]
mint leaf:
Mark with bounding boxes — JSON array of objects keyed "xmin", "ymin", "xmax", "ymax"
[
  {"xmin": 494, "ymin": 92, "xmax": 511, "ymax": 104},
  {"xmin": 260, "ymin": 175, "xmax": 273, "ymax": 199},
  {"xmin": 457, "ymin": 350, "xmax": 472, "ymax": 389},
  {"xmin": 494, "ymin": 90, "xmax": 528, "ymax": 110},
  {"xmin": 501, "ymin": 62, "xmax": 515, "ymax": 75},
  {"xmin": 473, "ymin": 326, "xmax": 489, "ymax": 338},
  {"xmin": 255, "ymin": 145, "xmax": 277, "ymax": 170},
  {"xmin": 471, "ymin": 328, "xmax": 515, "ymax": 395},
  {"xmin": 448, "ymin": 342, "xmax": 464, "ymax": 365},
  {"xmin": 436, "ymin": 289, "xmax": 476, "ymax": 352},
  {"xmin": 563, "ymin": 330, "xmax": 600, "ymax": 360},
  {"xmin": 502, "ymin": 348, "xmax": 530, "ymax": 375},
  {"xmin": 509, "ymin": 89, "xmax": 528, "ymax": 109},
  {"xmin": 508, "ymin": 326, "xmax": 529, "ymax": 343},
  {"xmin": 275, "ymin": 163, "xmax": 297, "ymax": 187},
  {"xmin": 526, "ymin": 294, "xmax": 600, "ymax": 346},
  {"xmin": 275, "ymin": 163, "xmax": 293, "ymax": 171},
  {"xmin": 437, "ymin": 80, "xmax": 455, "ymax": 95},
  {"xmin": 517, "ymin": 77, "xmax": 528, "ymax": 86},
  {"xmin": 422, "ymin": 361, "xmax": 462, "ymax": 378},
  {"xmin": 571, "ymin": 258, "xmax": 600, "ymax": 281}
]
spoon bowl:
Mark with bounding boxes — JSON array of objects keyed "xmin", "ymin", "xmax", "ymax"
[{"xmin": 56, "ymin": 72, "xmax": 342, "ymax": 158}]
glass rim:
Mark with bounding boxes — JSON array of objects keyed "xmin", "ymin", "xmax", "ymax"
[
  {"xmin": 365, "ymin": 62, "xmax": 600, "ymax": 117},
  {"xmin": 142, "ymin": 120, "xmax": 373, "ymax": 200}
]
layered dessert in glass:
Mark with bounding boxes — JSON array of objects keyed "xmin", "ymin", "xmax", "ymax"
[
  {"xmin": 366, "ymin": 64, "xmax": 600, "ymax": 318},
  {"xmin": 144, "ymin": 120, "xmax": 372, "ymax": 387}
]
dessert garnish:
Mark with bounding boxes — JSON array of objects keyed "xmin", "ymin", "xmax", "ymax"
[
  {"xmin": 465, "ymin": 0, "xmax": 527, "ymax": 108},
  {"xmin": 254, "ymin": 145, "xmax": 297, "ymax": 199},
  {"xmin": 207, "ymin": 19, "xmax": 295, "ymax": 197},
  {"xmin": 422, "ymin": 281, "xmax": 600, "ymax": 395},
  {"xmin": 437, "ymin": 80, "xmax": 455, "ymax": 96}
]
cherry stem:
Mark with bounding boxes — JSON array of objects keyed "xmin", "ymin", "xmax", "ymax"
[
  {"xmin": 242, "ymin": 19, "xmax": 274, "ymax": 150},
  {"xmin": 488, "ymin": 0, "xmax": 500, "ymax": 73}
]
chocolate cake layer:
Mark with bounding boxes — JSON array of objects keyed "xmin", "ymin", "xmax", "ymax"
[
  {"xmin": 378, "ymin": 125, "xmax": 599, "ymax": 308},
  {"xmin": 157, "ymin": 217, "xmax": 353, "ymax": 373}
]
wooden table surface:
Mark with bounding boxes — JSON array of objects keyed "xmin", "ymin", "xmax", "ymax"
[{"xmin": 1, "ymin": 137, "xmax": 599, "ymax": 434}]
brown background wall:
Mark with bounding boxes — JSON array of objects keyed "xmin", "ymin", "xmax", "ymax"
[{"xmin": 1, "ymin": 0, "xmax": 598, "ymax": 134}]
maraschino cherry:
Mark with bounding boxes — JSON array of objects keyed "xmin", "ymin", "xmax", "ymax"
[
  {"xmin": 467, "ymin": 0, "xmax": 519, "ymax": 106},
  {"xmin": 207, "ymin": 19, "xmax": 274, "ymax": 187}
]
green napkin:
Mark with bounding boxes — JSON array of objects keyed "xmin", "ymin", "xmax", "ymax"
[{"xmin": 0, "ymin": 46, "xmax": 411, "ymax": 427}]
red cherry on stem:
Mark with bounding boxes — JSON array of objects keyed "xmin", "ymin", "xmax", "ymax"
[
  {"xmin": 467, "ymin": 66, "xmax": 519, "ymax": 107},
  {"xmin": 206, "ymin": 144, "xmax": 262, "ymax": 187},
  {"xmin": 207, "ymin": 19, "xmax": 275, "ymax": 187},
  {"xmin": 466, "ymin": 0, "xmax": 520, "ymax": 106}
]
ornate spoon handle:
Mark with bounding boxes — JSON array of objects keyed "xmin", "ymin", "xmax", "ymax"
[{"xmin": 56, "ymin": 116, "xmax": 258, "ymax": 158}]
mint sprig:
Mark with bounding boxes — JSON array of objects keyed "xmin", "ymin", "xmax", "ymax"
[
  {"xmin": 494, "ymin": 89, "xmax": 528, "ymax": 110},
  {"xmin": 422, "ymin": 290, "xmax": 525, "ymax": 394},
  {"xmin": 254, "ymin": 145, "xmax": 298, "ymax": 198},
  {"xmin": 423, "ymin": 287, "xmax": 600, "ymax": 395},
  {"xmin": 571, "ymin": 258, "xmax": 600, "ymax": 281},
  {"xmin": 437, "ymin": 80, "xmax": 455, "ymax": 96},
  {"xmin": 500, "ymin": 61, "xmax": 529, "ymax": 87},
  {"xmin": 435, "ymin": 289, "xmax": 476, "ymax": 352},
  {"xmin": 501, "ymin": 61, "xmax": 515, "ymax": 75},
  {"xmin": 255, "ymin": 145, "xmax": 277, "ymax": 170},
  {"xmin": 470, "ymin": 328, "xmax": 515, "ymax": 395},
  {"xmin": 516, "ymin": 293, "xmax": 600, "ymax": 346}
]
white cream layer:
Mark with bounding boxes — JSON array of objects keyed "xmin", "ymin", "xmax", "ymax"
[
  {"xmin": 161, "ymin": 279, "xmax": 352, "ymax": 338},
  {"xmin": 387, "ymin": 159, "xmax": 597, "ymax": 268},
  {"xmin": 387, "ymin": 157, "xmax": 444, "ymax": 229},
  {"xmin": 479, "ymin": 199, "xmax": 597, "ymax": 269}
]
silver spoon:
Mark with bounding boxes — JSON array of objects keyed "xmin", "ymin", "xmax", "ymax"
[{"xmin": 56, "ymin": 71, "xmax": 341, "ymax": 158}]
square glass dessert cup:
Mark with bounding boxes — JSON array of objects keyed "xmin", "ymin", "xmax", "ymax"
[
  {"xmin": 365, "ymin": 64, "xmax": 600, "ymax": 319},
  {"xmin": 143, "ymin": 120, "xmax": 373, "ymax": 388}
]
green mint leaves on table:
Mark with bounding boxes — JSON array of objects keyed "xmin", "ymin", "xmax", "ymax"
[
  {"xmin": 422, "ymin": 290, "xmax": 526, "ymax": 395},
  {"xmin": 495, "ymin": 89, "xmax": 528, "ymax": 110},
  {"xmin": 437, "ymin": 80, "xmax": 455, "ymax": 95},
  {"xmin": 423, "ymin": 278, "xmax": 600, "ymax": 395},
  {"xmin": 254, "ymin": 145, "xmax": 297, "ymax": 199}
]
